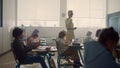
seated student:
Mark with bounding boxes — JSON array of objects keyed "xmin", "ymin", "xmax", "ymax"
[
  {"xmin": 27, "ymin": 29, "xmax": 40, "ymax": 46},
  {"xmin": 95, "ymin": 29, "xmax": 102, "ymax": 40},
  {"xmin": 56, "ymin": 30, "xmax": 82, "ymax": 68},
  {"xmin": 27, "ymin": 29, "xmax": 56, "ymax": 68},
  {"xmin": 83, "ymin": 31, "xmax": 93, "ymax": 43},
  {"xmin": 12, "ymin": 27, "xmax": 48, "ymax": 68},
  {"xmin": 84, "ymin": 27, "xmax": 120, "ymax": 68}
]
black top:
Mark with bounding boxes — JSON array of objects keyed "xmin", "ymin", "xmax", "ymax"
[{"xmin": 13, "ymin": 38, "xmax": 37, "ymax": 62}]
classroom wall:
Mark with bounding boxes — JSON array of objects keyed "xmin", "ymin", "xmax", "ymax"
[
  {"xmin": 107, "ymin": 0, "xmax": 120, "ymax": 14},
  {"xmin": 0, "ymin": 28, "xmax": 3, "ymax": 54},
  {"xmin": 0, "ymin": 0, "xmax": 16, "ymax": 54}
]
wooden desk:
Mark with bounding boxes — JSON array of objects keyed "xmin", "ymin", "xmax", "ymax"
[{"xmin": 32, "ymin": 46, "xmax": 57, "ymax": 68}]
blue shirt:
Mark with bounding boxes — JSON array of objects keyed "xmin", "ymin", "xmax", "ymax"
[{"xmin": 84, "ymin": 41, "xmax": 120, "ymax": 68}]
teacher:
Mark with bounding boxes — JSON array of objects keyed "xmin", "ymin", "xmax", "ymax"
[{"xmin": 65, "ymin": 10, "xmax": 76, "ymax": 42}]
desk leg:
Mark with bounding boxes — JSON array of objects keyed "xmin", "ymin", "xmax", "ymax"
[
  {"xmin": 46, "ymin": 53, "xmax": 52, "ymax": 68},
  {"xmin": 46, "ymin": 53, "xmax": 56, "ymax": 68},
  {"xmin": 78, "ymin": 50, "xmax": 84, "ymax": 64}
]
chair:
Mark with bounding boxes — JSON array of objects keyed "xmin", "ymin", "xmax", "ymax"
[
  {"xmin": 72, "ymin": 42, "xmax": 84, "ymax": 64},
  {"xmin": 55, "ymin": 39, "xmax": 74, "ymax": 68},
  {"xmin": 11, "ymin": 43, "xmax": 33, "ymax": 68}
]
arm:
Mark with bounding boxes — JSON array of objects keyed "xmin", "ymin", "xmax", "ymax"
[
  {"xmin": 65, "ymin": 40, "xmax": 71, "ymax": 46},
  {"xmin": 65, "ymin": 19, "xmax": 76, "ymax": 30},
  {"xmin": 14, "ymin": 40, "xmax": 37, "ymax": 53},
  {"xmin": 27, "ymin": 37, "xmax": 40, "ymax": 47},
  {"xmin": 67, "ymin": 27, "xmax": 76, "ymax": 30}
]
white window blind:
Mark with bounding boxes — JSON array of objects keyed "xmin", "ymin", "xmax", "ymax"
[
  {"xmin": 17, "ymin": 0, "xmax": 60, "ymax": 27},
  {"xmin": 67, "ymin": 0, "xmax": 106, "ymax": 28}
]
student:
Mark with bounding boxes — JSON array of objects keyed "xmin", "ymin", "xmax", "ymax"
[
  {"xmin": 65, "ymin": 10, "xmax": 76, "ymax": 43},
  {"xmin": 83, "ymin": 31, "xmax": 93, "ymax": 43},
  {"xmin": 57, "ymin": 30, "xmax": 82, "ymax": 68},
  {"xmin": 12, "ymin": 27, "xmax": 48, "ymax": 68},
  {"xmin": 27, "ymin": 29, "xmax": 56, "ymax": 68},
  {"xmin": 95, "ymin": 29, "xmax": 102, "ymax": 40},
  {"xmin": 84, "ymin": 27, "xmax": 120, "ymax": 68},
  {"xmin": 27, "ymin": 29, "xmax": 40, "ymax": 46}
]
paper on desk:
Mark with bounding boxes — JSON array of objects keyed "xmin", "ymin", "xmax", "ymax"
[{"xmin": 38, "ymin": 46, "xmax": 49, "ymax": 50}]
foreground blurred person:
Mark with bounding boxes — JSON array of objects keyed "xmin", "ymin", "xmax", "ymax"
[
  {"xmin": 84, "ymin": 27, "xmax": 120, "ymax": 68},
  {"xmin": 12, "ymin": 27, "xmax": 48, "ymax": 68}
]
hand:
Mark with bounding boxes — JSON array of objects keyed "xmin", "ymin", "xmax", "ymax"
[
  {"xmin": 34, "ymin": 42, "xmax": 40, "ymax": 47},
  {"xmin": 65, "ymin": 40, "xmax": 72, "ymax": 46},
  {"xmin": 46, "ymin": 47, "xmax": 51, "ymax": 51},
  {"xmin": 23, "ymin": 41, "xmax": 28, "ymax": 46}
]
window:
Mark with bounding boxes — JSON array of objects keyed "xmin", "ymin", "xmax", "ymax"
[
  {"xmin": 17, "ymin": 0, "xmax": 106, "ymax": 27},
  {"xmin": 17, "ymin": 0, "xmax": 60, "ymax": 27},
  {"xmin": 67, "ymin": 0, "xmax": 106, "ymax": 28}
]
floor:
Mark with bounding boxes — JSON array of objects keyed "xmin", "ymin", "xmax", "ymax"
[
  {"xmin": 0, "ymin": 51, "xmax": 84, "ymax": 68},
  {"xmin": 0, "ymin": 51, "xmax": 57, "ymax": 68}
]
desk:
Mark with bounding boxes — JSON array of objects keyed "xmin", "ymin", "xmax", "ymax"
[
  {"xmin": 32, "ymin": 46, "xmax": 57, "ymax": 68},
  {"xmin": 69, "ymin": 44, "xmax": 84, "ymax": 64},
  {"xmin": 32, "ymin": 46, "xmax": 57, "ymax": 52}
]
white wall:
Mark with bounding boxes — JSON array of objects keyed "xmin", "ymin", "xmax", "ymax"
[
  {"xmin": 108, "ymin": 0, "xmax": 120, "ymax": 14},
  {"xmin": 0, "ymin": 28, "xmax": 3, "ymax": 54},
  {"xmin": 60, "ymin": 0, "xmax": 66, "ymax": 27},
  {"xmin": 0, "ymin": 0, "xmax": 16, "ymax": 54}
]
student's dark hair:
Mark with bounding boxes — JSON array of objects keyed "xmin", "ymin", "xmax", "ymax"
[
  {"xmin": 31, "ymin": 29, "xmax": 39, "ymax": 36},
  {"xmin": 12, "ymin": 27, "xmax": 23, "ymax": 38},
  {"xmin": 96, "ymin": 29, "xmax": 102, "ymax": 37},
  {"xmin": 98, "ymin": 27, "xmax": 119, "ymax": 46},
  {"xmin": 68, "ymin": 10, "xmax": 73, "ymax": 13},
  {"xmin": 32, "ymin": 34, "xmax": 38, "ymax": 37},
  {"xmin": 58, "ymin": 30, "xmax": 66, "ymax": 38},
  {"xmin": 86, "ymin": 31, "xmax": 92, "ymax": 36}
]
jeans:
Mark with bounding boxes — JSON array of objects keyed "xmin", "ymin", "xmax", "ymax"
[{"xmin": 22, "ymin": 55, "xmax": 48, "ymax": 68}]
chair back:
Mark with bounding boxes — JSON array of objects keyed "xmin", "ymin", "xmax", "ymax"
[
  {"xmin": 11, "ymin": 43, "xmax": 19, "ymax": 63},
  {"xmin": 54, "ymin": 39, "xmax": 61, "ymax": 56}
]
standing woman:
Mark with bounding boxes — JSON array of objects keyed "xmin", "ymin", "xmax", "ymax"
[{"xmin": 65, "ymin": 10, "xmax": 76, "ymax": 42}]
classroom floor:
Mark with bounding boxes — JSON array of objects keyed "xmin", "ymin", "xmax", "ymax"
[
  {"xmin": 0, "ymin": 51, "xmax": 57, "ymax": 68},
  {"xmin": 0, "ymin": 51, "xmax": 84, "ymax": 68}
]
